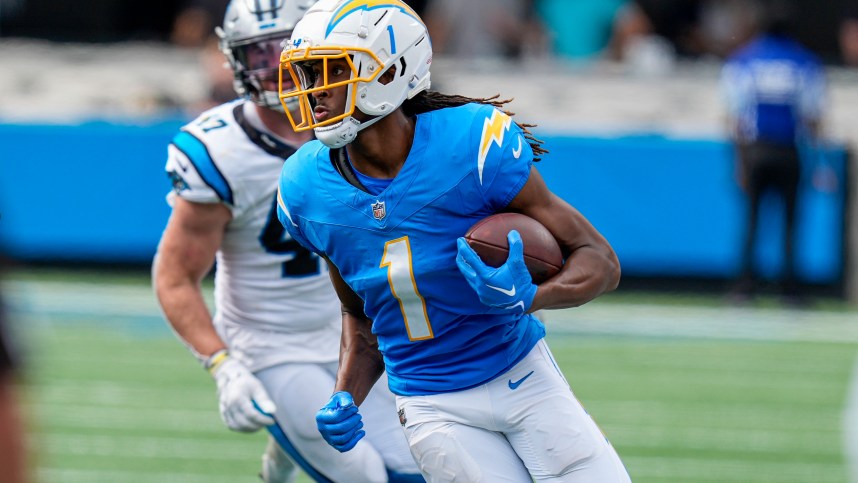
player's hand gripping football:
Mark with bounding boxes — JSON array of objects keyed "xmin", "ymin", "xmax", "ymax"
[
  {"xmin": 316, "ymin": 391, "xmax": 365, "ymax": 452},
  {"xmin": 209, "ymin": 353, "xmax": 277, "ymax": 432},
  {"xmin": 456, "ymin": 230, "xmax": 538, "ymax": 314}
]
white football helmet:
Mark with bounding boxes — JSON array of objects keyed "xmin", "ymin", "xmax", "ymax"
[
  {"xmin": 279, "ymin": 0, "xmax": 432, "ymax": 148},
  {"xmin": 217, "ymin": 0, "xmax": 319, "ymax": 110}
]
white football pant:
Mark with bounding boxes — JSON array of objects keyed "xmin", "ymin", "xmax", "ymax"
[
  {"xmin": 397, "ymin": 339, "xmax": 631, "ymax": 482},
  {"xmin": 256, "ymin": 361, "xmax": 420, "ymax": 482}
]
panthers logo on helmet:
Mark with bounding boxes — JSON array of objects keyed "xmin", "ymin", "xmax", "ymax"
[
  {"xmin": 327, "ymin": 0, "xmax": 423, "ymax": 35},
  {"xmin": 168, "ymin": 171, "xmax": 190, "ymax": 192}
]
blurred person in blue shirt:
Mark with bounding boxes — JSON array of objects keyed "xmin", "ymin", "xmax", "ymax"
[{"xmin": 720, "ymin": 0, "xmax": 826, "ymax": 304}]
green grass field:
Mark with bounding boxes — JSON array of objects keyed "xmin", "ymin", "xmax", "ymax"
[{"xmin": 5, "ymin": 270, "xmax": 858, "ymax": 482}]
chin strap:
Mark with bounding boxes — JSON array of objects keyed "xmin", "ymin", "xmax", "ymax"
[{"xmin": 315, "ymin": 113, "xmax": 385, "ymax": 149}]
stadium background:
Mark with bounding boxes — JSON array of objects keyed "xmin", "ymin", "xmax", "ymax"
[{"xmin": 1, "ymin": 0, "xmax": 858, "ymax": 481}]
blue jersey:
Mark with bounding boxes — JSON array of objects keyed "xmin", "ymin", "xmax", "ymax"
[
  {"xmin": 277, "ymin": 103, "xmax": 546, "ymax": 396},
  {"xmin": 721, "ymin": 35, "xmax": 826, "ymax": 145}
]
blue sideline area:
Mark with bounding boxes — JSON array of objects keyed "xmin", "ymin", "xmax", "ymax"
[{"xmin": 0, "ymin": 123, "xmax": 848, "ymax": 284}]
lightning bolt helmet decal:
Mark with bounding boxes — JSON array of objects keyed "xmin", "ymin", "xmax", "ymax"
[
  {"xmin": 477, "ymin": 110, "xmax": 512, "ymax": 184},
  {"xmin": 326, "ymin": 0, "xmax": 423, "ymax": 36}
]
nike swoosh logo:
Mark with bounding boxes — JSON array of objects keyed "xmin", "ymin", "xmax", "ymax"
[
  {"xmin": 505, "ymin": 301, "xmax": 525, "ymax": 313},
  {"xmin": 486, "ymin": 283, "xmax": 516, "ymax": 297},
  {"xmin": 508, "ymin": 371, "xmax": 534, "ymax": 390},
  {"xmin": 512, "ymin": 136, "xmax": 522, "ymax": 159}
]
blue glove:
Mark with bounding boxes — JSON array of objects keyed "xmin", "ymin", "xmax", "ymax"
[
  {"xmin": 316, "ymin": 391, "xmax": 365, "ymax": 452},
  {"xmin": 456, "ymin": 230, "xmax": 538, "ymax": 314}
]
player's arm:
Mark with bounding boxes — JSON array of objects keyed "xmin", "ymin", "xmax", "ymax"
[
  {"xmin": 325, "ymin": 259, "xmax": 384, "ymax": 406},
  {"xmin": 154, "ymin": 197, "xmax": 276, "ymax": 431},
  {"xmin": 506, "ymin": 167, "xmax": 621, "ymax": 310},
  {"xmin": 314, "ymin": 259, "xmax": 382, "ymax": 452},
  {"xmin": 153, "ymin": 197, "xmax": 230, "ymax": 358}
]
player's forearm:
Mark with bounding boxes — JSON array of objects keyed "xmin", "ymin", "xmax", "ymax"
[
  {"xmin": 335, "ymin": 314, "xmax": 385, "ymax": 406},
  {"xmin": 154, "ymin": 272, "xmax": 225, "ymax": 359},
  {"xmin": 530, "ymin": 245, "xmax": 620, "ymax": 311}
]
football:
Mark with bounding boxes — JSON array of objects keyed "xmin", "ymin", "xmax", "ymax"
[{"xmin": 464, "ymin": 212, "xmax": 564, "ymax": 284}]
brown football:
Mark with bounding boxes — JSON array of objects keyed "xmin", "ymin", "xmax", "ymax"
[{"xmin": 464, "ymin": 213, "xmax": 563, "ymax": 284}]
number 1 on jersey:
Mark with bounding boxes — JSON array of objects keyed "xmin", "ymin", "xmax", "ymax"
[{"xmin": 381, "ymin": 237, "xmax": 434, "ymax": 341}]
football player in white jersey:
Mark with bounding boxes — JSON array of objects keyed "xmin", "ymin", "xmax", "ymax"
[{"xmin": 152, "ymin": 1, "xmax": 422, "ymax": 482}]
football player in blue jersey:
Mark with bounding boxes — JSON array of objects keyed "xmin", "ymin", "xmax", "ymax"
[
  {"xmin": 275, "ymin": 0, "xmax": 631, "ymax": 481},
  {"xmin": 153, "ymin": 0, "xmax": 423, "ymax": 481}
]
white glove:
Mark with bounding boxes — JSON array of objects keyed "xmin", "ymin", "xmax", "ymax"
[{"xmin": 208, "ymin": 352, "xmax": 277, "ymax": 432}]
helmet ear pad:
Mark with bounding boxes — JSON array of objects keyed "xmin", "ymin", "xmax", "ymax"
[
  {"xmin": 355, "ymin": 56, "xmax": 407, "ymax": 117},
  {"xmin": 353, "ymin": 39, "xmax": 432, "ymax": 117}
]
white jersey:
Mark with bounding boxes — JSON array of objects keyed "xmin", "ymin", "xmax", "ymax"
[{"xmin": 165, "ymin": 100, "xmax": 340, "ymax": 371}]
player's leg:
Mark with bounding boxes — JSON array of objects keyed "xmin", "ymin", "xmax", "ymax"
[
  {"xmin": 261, "ymin": 434, "xmax": 298, "ymax": 483},
  {"xmin": 359, "ymin": 373, "xmax": 424, "ymax": 481},
  {"xmin": 397, "ymin": 391, "xmax": 532, "ymax": 482},
  {"xmin": 490, "ymin": 340, "xmax": 631, "ymax": 482},
  {"xmin": 255, "ymin": 362, "xmax": 388, "ymax": 483},
  {"xmin": 739, "ymin": 147, "xmax": 764, "ymax": 296},
  {"xmin": 777, "ymin": 146, "xmax": 802, "ymax": 298},
  {"xmin": 729, "ymin": 145, "xmax": 758, "ymax": 300}
]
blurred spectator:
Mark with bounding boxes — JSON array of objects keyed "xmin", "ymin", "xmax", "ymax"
[
  {"xmin": 720, "ymin": 0, "xmax": 826, "ymax": 304},
  {"xmin": 172, "ymin": 0, "xmax": 235, "ymax": 116},
  {"xmin": 0, "ymin": 260, "xmax": 27, "ymax": 483},
  {"xmin": 609, "ymin": 2, "xmax": 677, "ymax": 73},
  {"xmin": 840, "ymin": 6, "xmax": 858, "ymax": 67},
  {"xmin": 422, "ymin": 0, "xmax": 546, "ymax": 60},
  {"xmin": 535, "ymin": 0, "xmax": 628, "ymax": 61},
  {"xmin": 698, "ymin": 0, "xmax": 762, "ymax": 57},
  {"xmin": 634, "ymin": 0, "xmax": 708, "ymax": 57},
  {"xmin": 610, "ymin": 0, "xmax": 706, "ymax": 60},
  {"xmin": 189, "ymin": 36, "xmax": 238, "ymax": 114},
  {"xmin": 170, "ymin": 0, "xmax": 228, "ymax": 48},
  {"xmin": 608, "ymin": 0, "xmax": 717, "ymax": 74}
]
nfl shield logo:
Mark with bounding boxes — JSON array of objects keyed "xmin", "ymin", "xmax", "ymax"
[{"xmin": 372, "ymin": 200, "xmax": 386, "ymax": 220}]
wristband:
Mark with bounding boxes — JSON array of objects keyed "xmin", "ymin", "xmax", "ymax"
[{"xmin": 204, "ymin": 349, "xmax": 229, "ymax": 375}]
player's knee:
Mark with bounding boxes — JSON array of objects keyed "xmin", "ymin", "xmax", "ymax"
[
  {"xmin": 528, "ymin": 417, "xmax": 605, "ymax": 478},
  {"xmin": 537, "ymin": 444, "xmax": 629, "ymax": 482},
  {"xmin": 408, "ymin": 424, "xmax": 482, "ymax": 482}
]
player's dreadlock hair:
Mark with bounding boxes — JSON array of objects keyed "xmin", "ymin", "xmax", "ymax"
[{"xmin": 402, "ymin": 91, "xmax": 548, "ymax": 162}]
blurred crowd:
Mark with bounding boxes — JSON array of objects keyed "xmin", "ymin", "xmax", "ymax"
[
  {"xmin": 157, "ymin": 0, "xmax": 858, "ymax": 65},
  {"xmin": 111, "ymin": 0, "xmax": 849, "ymax": 112},
  {"xmin": 1, "ymin": 0, "xmax": 857, "ymax": 120},
  {"xmin": 3, "ymin": 0, "xmax": 856, "ymax": 66}
]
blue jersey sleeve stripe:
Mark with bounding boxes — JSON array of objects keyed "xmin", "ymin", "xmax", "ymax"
[{"xmin": 170, "ymin": 131, "xmax": 234, "ymax": 204}]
